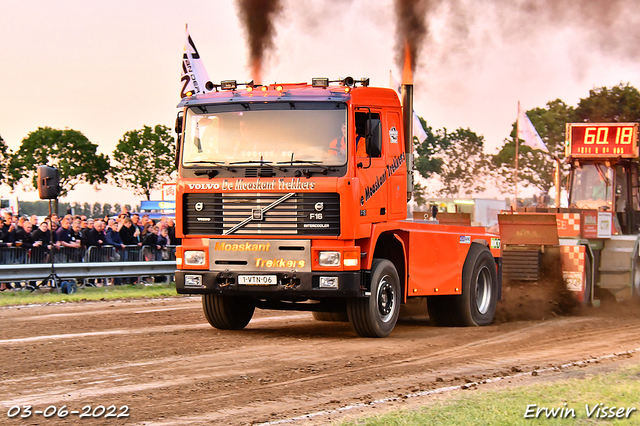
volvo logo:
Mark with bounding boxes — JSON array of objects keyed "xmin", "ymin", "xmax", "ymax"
[
  {"xmin": 314, "ymin": 202, "xmax": 324, "ymax": 212},
  {"xmin": 195, "ymin": 202, "xmax": 204, "ymax": 212}
]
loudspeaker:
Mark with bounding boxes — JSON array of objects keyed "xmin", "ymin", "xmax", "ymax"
[{"xmin": 37, "ymin": 165, "xmax": 61, "ymax": 200}]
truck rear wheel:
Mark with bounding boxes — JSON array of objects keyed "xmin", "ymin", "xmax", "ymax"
[
  {"xmin": 347, "ymin": 259, "xmax": 400, "ymax": 337},
  {"xmin": 427, "ymin": 244, "xmax": 497, "ymax": 326},
  {"xmin": 202, "ymin": 294, "xmax": 255, "ymax": 330}
]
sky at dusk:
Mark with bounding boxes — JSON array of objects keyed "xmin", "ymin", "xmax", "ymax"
[{"xmin": 1, "ymin": 0, "xmax": 638, "ymax": 208}]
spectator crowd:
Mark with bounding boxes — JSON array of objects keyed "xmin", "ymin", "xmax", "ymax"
[{"xmin": 0, "ymin": 207, "xmax": 180, "ymax": 274}]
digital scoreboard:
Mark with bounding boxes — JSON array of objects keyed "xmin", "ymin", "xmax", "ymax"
[{"xmin": 566, "ymin": 123, "xmax": 639, "ymax": 158}]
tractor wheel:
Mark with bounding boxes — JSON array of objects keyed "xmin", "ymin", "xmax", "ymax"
[
  {"xmin": 426, "ymin": 295, "xmax": 457, "ymax": 326},
  {"xmin": 632, "ymin": 255, "xmax": 640, "ymax": 301},
  {"xmin": 580, "ymin": 252, "xmax": 593, "ymax": 306},
  {"xmin": 202, "ymin": 294, "xmax": 255, "ymax": 330},
  {"xmin": 347, "ymin": 259, "xmax": 401, "ymax": 337},
  {"xmin": 312, "ymin": 311, "xmax": 349, "ymax": 322}
]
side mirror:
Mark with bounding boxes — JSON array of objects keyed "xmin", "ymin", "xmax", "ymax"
[
  {"xmin": 174, "ymin": 112, "xmax": 183, "ymax": 169},
  {"xmin": 366, "ymin": 118, "xmax": 382, "ymax": 157},
  {"xmin": 174, "ymin": 112, "xmax": 184, "ymax": 134}
]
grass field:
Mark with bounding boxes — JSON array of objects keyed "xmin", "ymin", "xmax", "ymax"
[
  {"xmin": 0, "ymin": 282, "xmax": 180, "ymax": 306},
  {"xmin": 341, "ymin": 363, "xmax": 640, "ymax": 425}
]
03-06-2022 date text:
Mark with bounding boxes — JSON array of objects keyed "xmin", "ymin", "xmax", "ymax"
[{"xmin": 7, "ymin": 404, "xmax": 129, "ymax": 419}]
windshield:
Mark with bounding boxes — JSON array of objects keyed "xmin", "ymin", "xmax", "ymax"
[
  {"xmin": 570, "ymin": 163, "xmax": 614, "ymax": 210},
  {"xmin": 182, "ymin": 102, "xmax": 347, "ymax": 167}
]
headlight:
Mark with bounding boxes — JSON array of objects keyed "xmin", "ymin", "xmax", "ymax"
[
  {"xmin": 184, "ymin": 250, "xmax": 206, "ymax": 266},
  {"xmin": 319, "ymin": 251, "xmax": 340, "ymax": 267}
]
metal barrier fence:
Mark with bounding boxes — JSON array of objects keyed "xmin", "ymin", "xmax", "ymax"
[
  {"xmin": 0, "ymin": 245, "xmax": 177, "ymax": 265},
  {"xmin": 0, "ymin": 245, "xmax": 179, "ymax": 287},
  {"xmin": 0, "ymin": 260, "xmax": 176, "ymax": 283}
]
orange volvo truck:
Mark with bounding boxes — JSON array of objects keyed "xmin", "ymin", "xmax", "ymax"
[{"xmin": 173, "ymin": 77, "xmax": 502, "ymax": 337}]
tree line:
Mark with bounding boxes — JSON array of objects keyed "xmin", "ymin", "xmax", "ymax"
[
  {"xmin": 0, "ymin": 125, "xmax": 175, "ymax": 202},
  {"xmin": 1, "ymin": 83, "xmax": 638, "ymax": 208},
  {"xmin": 413, "ymin": 83, "xmax": 640, "ymax": 203}
]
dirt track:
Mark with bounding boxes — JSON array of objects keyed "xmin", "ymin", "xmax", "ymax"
[{"xmin": 2, "ymin": 296, "xmax": 640, "ymax": 425}]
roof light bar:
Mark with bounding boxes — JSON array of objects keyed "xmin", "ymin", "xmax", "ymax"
[{"xmin": 191, "ymin": 77, "xmax": 370, "ymax": 94}]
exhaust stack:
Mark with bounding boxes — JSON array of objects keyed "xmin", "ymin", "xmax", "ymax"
[{"xmin": 401, "ymin": 43, "xmax": 414, "ymax": 203}]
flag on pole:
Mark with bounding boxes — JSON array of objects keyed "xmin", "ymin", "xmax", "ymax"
[
  {"xmin": 412, "ymin": 112, "xmax": 428, "ymax": 143},
  {"xmin": 389, "ymin": 71, "xmax": 429, "ymax": 143},
  {"xmin": 180, "ymin": 25, "xmax": 212, "ymax": 98},
  {"xmin": 517, "ymin": 104, "xmax": 548, "ymax": 152}
]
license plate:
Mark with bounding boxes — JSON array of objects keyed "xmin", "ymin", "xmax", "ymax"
[{"xmin": 238, "ymin": 275, "xmax": 278, "ymax": 285}]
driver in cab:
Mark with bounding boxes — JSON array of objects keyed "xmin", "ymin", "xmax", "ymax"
[{"xmin": 328, "ymin": 123, "xmax": 366, "ymax": 157}]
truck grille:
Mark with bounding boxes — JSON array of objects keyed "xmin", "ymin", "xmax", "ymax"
[{"xmin": 183, "ymin": 193, "xmax": 340, "ymax": 236}]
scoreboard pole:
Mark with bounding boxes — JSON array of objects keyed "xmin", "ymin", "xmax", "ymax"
[{"xmin": 514, "ymin": 102, "xmax": 520, "ymax": 209}]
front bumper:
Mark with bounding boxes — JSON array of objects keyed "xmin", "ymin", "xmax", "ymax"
[{"xmin": 176, "ymin": 270, "xmax": 363, "ymax": 299}]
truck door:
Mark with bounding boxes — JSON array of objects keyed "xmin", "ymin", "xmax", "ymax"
[
  {"xmin": 355, "ymin": 109, "xmax": 388, "ymax": 224},
  {"xmin": 386, "ymin": 111, "xmax": 405, "ymax": 218}
]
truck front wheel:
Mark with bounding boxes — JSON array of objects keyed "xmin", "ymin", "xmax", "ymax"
[
  {"xmin": 202, "ymin": 294, "xmax": 255, "ymax": 330},
  {"xmin": 347, "ymin": 259, "xmax": 401, "ymax": 337}
]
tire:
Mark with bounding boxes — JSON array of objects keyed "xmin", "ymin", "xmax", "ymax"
[
  {"xmin": 581, "ymin": 252, "xmax": 593, "ymax": 306},
  {"xmin": 457, "ymin": 244, "xmax": 498, "ymax": 326},
  {"xmin": 202, "ymin": 294, "xmax": 255, "ymax": 330},
  {"xmin": 428, "ymin": 244, "xmax": 498, "ymax": 327},
  {"xmin": 347, "ymin": 259, "xmax": 401, "ymax": 337},
  {"xmin": 312, "ymin": 311, "xmax": 349, "ymax": 322},
  {"xmin": 632, "ymin": 254, "xmax": 640, "ymax": 301}
]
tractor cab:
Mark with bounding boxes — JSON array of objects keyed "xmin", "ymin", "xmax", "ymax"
[{"xmin": 566, "ymin": 123, "xmax": 640, "ymax": 235}]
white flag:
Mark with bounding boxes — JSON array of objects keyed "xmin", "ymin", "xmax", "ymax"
[
  {"xmin": 413, "ymin": 111, "xmax": 429, "ymax": 143},
  {"xmin": 180, "ymin": 25, "xmax": 211, "ymax": 98},
  {"xmin": 389, "ymin": 71, "xmax": 429, "ymax": 143},
  {"xmin": 517, "ymin": 103, "xmax": 548, "ymax": 152}
]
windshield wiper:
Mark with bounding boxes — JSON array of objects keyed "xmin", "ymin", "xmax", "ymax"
[
  {"xmin": 185, "ymin": 160, "xmax": 237, "ymax": 175},
  {"xmin": 229, "ymin": 159, "xmax": 273, "ymax": 166},
  {"xmin": 595, "ymin": 163, "xmax": 611, "ymax": 187},
  {"xmin": 229, "ymin": 157, "xmax": 290, "ymax": 172},
  {"xmin": 276, "ymin": 159, "xmax": 335, "ymax": 176},
  {"xmin": 185, "ymin": 160, "xmax": 226, "ymax": 165}
]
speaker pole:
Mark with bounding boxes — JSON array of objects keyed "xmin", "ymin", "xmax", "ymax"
[{"xmin": 39, "ymin": 198, "xmax": 61, "ymax": 293}]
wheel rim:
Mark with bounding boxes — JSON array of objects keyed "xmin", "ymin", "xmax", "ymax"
[
  {"xmin": 475, "ymin": 266, "xmax": 492, "ymax": 315},
  {"xmin": 377, "ymin": 274, "xmax": 395, "ymax": 323}
]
